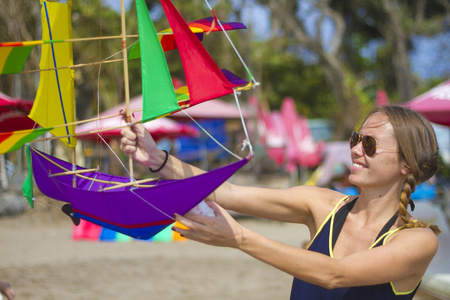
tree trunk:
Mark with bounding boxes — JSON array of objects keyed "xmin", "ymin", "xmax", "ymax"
[
  {"xmin": 259, "ymin": 0, "xmax": 363, "ymax": 139},
  {"xmin": 381, "ymin": 0, "xmax": 415, "ymax": 102}
]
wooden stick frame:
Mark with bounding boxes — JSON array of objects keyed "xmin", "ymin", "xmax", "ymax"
[{"xmin": 31, "ymin": 147, "xmax": 161, "ymax": 188}]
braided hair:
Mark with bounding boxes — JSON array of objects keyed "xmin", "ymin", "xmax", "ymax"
[{"xmin": 365, "ymin": 106, "xmax": 441, "ymax": 235}]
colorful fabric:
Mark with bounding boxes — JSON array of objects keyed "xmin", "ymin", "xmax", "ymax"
[
  {"xmin": 135, "ymin": 0, "xmax": 180, "ymax": 122},
  {"xmin": 158, "ymin": 16, "xmax": 246, "ymax": 52},
  {"xmin": 0, "ymin": 127, "xmax": 51, "ymax": 154},
  {"xmin": 128, "ymin": 17, "xmax": 246, "ymax": 59},
  {"xmin": 72, "ymin": 219, "xmax": 186, "ymax": 242},
  {"xmin": 29, "ymin": 1, "xmax": 77, "ymax": 148},
  {"xmin": 174, "ymin": 69, "xmax": 247, "ymax": 107},
  {"xmin": 30, "ymin": 147, "xmax": 249, "ymax": 240},
  {"xmin": 0, "ymin": 40, "xmax": 74, "ymax": 74},
  {"xmin": 160, "ymin": 0, "xmax": 243, "ymax": 106},
  {"xmin": 0, "ymin": 45, "xmax": 34, "ymax": 74},
  {"xmin": 22, "ymin": 145, "xmax": 35, "ymax": 208}
]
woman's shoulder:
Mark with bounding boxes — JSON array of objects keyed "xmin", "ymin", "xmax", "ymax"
[
  {"xmin": 387, "ymin": 225, "xmax": 439, "ymax": 259},
  {"xmin": 287, "ymin": 185, "xmax": 350, "ymax": 216},
  {"xmin": 288, "ymin": 185, "xmax": 347, "ymax": 199},
  {"xmin": 390, "ymin": 224, "xmax": 439, "ymax": 243},
  {"xmin": 298, "ymin": 185, "xmax": 350, "ymax": 204}
]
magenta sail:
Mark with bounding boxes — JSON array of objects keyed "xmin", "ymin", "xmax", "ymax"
[{"xmin": 30, "ymin": 147, "xmax": 248, "ymax": 239}]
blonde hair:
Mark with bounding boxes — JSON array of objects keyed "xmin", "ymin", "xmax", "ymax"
[{"xmin": 364, "ymin": 106, "xmax": 441, "ymax": 235}]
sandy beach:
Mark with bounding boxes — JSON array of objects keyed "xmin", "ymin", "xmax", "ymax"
[
  {"xmin": 0, "ymin": 196, "xmax": 443, "ymax": 300},
  {"xmin": 0, "ymin": 202, "xmax": 309, "ymax": 300}
]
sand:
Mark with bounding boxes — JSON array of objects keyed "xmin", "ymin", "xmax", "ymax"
[
  {"xmin": 0, "ymin": 203, "xmax": 441, "ymax": 299},
  {"xmin": 0, "ymin": 204, "xmax": 310, "ymax": 300}
]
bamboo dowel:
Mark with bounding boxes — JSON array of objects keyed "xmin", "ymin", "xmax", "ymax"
[
  {"xmin": 31, "ymin": 148, "xmax": 160, "ymax": 190},
  {"xmin": 32, "ymin": 124, "xmax": 127, "ymax": 143},
  {"xmin": 120, "ymin": 0, "xmax": 134, "ymax": 182},
  {"xmin": 0, "ymin": 35, "xmax": 139, "ymax": 47},
  {"xmin": 21, "ymin": 58, "xmax": 123, "ymax": 74},
  {"xmin": 30, "ymin": 119, "xmax": 143, "ymax": 144},
  {"xmin": 53, "ymin": 111, "xmax": 124, "ymax": 128},
  {"xmin": 99, "ymin": 177, "xmax": 161, "ymax": 192},
  {"xmin": 31, "ymin": 148, "xmax": 125, "ymax": 185},
  {"xmin": 1, "ymin": 31, "xmax": 182, "ymax": 48},
  {"xmin": 72, "ymin": 147, "xmax": 77, "ymax": 187},
  {"xmin": 50, "ymin": 168, "xmax": 98, "ymax": 177}
]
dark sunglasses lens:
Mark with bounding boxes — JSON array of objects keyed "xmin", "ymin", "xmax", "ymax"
[
  {"xmin": 362, "ymin": 136, "xmax": 376, "ymax": 156},
  {"xmin": 350, "ymin": 132, "xmax": 359, "ymax": 148}
]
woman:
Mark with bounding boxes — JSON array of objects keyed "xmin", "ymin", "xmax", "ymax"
[{"xmin": 120, "ymin": 106, "xmax": 440, "ymax": 299}]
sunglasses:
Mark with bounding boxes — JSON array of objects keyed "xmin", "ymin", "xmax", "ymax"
[{"xmin": 349, "ymin": 131, "xmax": 397, "ymax": 157}]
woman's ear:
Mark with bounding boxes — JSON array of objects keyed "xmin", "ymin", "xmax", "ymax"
[{"xmin": 400, "ymin": 161, "xmax": 411, "ymax": 176}]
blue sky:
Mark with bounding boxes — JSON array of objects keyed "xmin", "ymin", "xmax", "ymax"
[{"xmin": 103, "ymin": 0, "xmax": 132, "ymax": 11}]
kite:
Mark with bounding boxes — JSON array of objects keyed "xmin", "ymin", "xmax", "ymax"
[{"xmin": 1, "ymin": 0, "xmax": 258, "ymax": 239}]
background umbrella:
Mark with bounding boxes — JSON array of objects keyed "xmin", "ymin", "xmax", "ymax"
[
  {"xmin": 0, "ymin": 91, "xmax": 35, "ymax": 133},
  {"xmin": 75, "ymin": 111, "xmax": 199, "ymax": 141},
  {"xmin": 406, "ymin": 80, "xmax": 450, "ymax": 127}
]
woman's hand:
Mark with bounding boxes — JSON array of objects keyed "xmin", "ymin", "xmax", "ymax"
[
  {"xmin": 120, "ymin": 113, "xmax": 162, "ymax": 168},
  {"xmin": 173, "ymin": 201, "xmax": 245, "ymax": 249},
  {"xmin": 0, "ymin": 281, "xmax": 15, "ymax": 300}
]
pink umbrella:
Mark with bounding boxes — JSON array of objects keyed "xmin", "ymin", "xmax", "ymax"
[
  {"xmin": 376, "ymin": 89, "xmax": 390, "ymax": 106},
  {"xmin": 171, "ymin": 98, "xmax": 251, "ymax": 119},
  {"xmin": 406, "ymin": 80, "xmax": 450, "ymax": 127},
  {"xmin": 281, "ymin": 97, "xmax": 323, "ymax": 170},
  {"xmin": 265, "ymin": 111, "xmax": 287, "ymax": 167},
  {"xmin": 249, "ymin": 95, "xmax": 286, "ymax": 166},
  {"xmin": 76, "ymin": 110, "xmax": 199, "ymax": 141}
]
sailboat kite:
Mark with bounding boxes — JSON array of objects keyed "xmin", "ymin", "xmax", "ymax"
[{"xmin": 1, "ymin": 0, "xmax": 257, "ymax": 239}]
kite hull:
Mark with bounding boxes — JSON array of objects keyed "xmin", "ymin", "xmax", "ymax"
[{"xmin": 30, "ymin": 147, "xmax": 248, "ymax": 239}]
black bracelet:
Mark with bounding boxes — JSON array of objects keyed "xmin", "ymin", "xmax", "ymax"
[{"xmin": 149, "ymin": 150, "xmax": 169, "ymax": 173}]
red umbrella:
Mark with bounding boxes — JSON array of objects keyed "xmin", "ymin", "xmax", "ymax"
[
  {"xmin": 75, "ymin": 110, "xmax": 199, "ymax": 141},
  {"xmin": 0, "ymin": 92, "xmax": 35, "ymax": 133},
  {"xmin": 405, "ymin": 81, "xmax": 450, "ymax": 127}
]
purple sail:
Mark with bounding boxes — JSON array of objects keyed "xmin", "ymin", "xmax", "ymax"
[{"xmin": 31, "ymin": 147, "xmax": 249, "ymax": 239}]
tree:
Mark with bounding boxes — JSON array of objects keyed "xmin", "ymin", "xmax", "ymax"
[
  {"xmin": 0, "ymin": 1, "xmax": 41, "ymax": 99},
  {"xmin": 255, "ymin": 0, "xmax": 367, "ymax": 138},
  {"xmin": 330, "ymin": 0, "xmax": 449, "ymax": 102},
  {"xmin": 253, "ymin": 0, "xmax": 448, "ymax": 138}
]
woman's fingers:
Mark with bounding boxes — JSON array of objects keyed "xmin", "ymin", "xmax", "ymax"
[{"xmin": 172, "ymin": 205, "xmax": 243, "ymax": 248}]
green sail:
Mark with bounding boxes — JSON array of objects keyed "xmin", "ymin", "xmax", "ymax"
[
  {"xmin": 22, "ymin": 145, "xmax": 34, "ymax": 208},
  {"xmin": 135, "ymin": 0, "xmax": 180, "ymax": 122}
]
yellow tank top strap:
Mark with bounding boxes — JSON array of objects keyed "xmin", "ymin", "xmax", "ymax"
[
  {"xmin": 309, "ymin": 195, "xmax": 349, "ymax": 247},
  {"xmin": 369, "ymin": 226, "xmax": 405, "ymax": 249}
]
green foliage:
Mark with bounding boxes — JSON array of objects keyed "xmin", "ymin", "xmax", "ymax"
[
  {"xmin": 257, "ymin": 41, "xmax": 336, "ymax": 118},
  {"xmin": 0, "ymin": 0, "xmax": 447, "ymax": 126},
  {"xmin": 329, "ymin": 0, "xmax": 448, "ymax": 102}
]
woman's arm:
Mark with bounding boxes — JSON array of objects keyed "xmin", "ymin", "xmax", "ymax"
[
  {"xmin": 121, "ymin": 121, "xmax": 342, "ymax": 225},
  {"xmin": 174, "ymin": 202, "xmax": 438, "ymax": 290}
]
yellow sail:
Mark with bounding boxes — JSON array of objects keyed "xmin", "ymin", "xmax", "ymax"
[{"xmin": 29, "ymin": 1, "xmax": 76, "ymax": 148}]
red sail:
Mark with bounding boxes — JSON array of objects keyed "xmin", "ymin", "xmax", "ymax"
[{"xmin": 160, "ymin": 0, "xmax": 243, "ymax": 106}]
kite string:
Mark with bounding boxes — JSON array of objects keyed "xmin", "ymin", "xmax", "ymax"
[
  {"xmin": 181, "ymin": 110, "xmax": 241, "ymax": 160},
  {"xmin": 94, "ymin": 45, "xmax": 136, "ymax": 176},
  {"xmin": 96, "ymin": 133, "xmax": 133, "ymax": 179},
  {"xmin": 203, "ymin": 0, "xmax": 257, "ymax": 84},
  {"xmin": 233, "ymin": 90, "xmax": 253, "ymax": 155}
]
